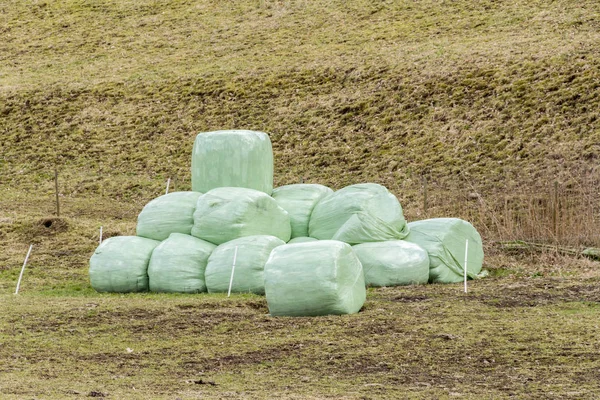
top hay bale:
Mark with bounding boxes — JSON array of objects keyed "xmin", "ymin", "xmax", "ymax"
[{"xmin": 191, "ymin": 130, "xmax": 274, "ymax": 195}]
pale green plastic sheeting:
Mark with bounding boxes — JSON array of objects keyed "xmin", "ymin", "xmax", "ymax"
[
  {"xmin": 191, "ymin": 130, "xmax": 274, "ymax": 195},
  {"xmin": 89, "ymin": 236, "xmax": 160, "ymax": 293},
  {"xmin": 404, "ymin": 218, "xmax": 484, "ymax": 284},
  {"xmin": 136, "ymin": 191, "xmax": 202, "ymax": 241},
  {"xmin": 191, "ymin": 187, "xmax": 291, "ymax": 245},
  {"xmin": 205, "ymin": 235, "xmax": 285, "ymax": 295},
  {"xmin": 264, "ymin": 240, "xmax": 366, "ymax": 317},
  {"xmin": 271, "ymin": 184, "xmax": 333, "ymax": 238},
  {"xmin": 287, "ymin": 236, "xmax": 318, "ymax": 244},
  {"xmin": 148, "ymin": 233, "xmax": 216, "ymax": 293},
  {"xmin": 308, "ymin": 183, "xmax": 409, "ymax": 245},
  {"xmin": 353, "ymin": 241, "xmax": 430, "ymax": 287}
]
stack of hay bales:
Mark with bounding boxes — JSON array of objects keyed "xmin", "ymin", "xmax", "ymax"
[{"xmin": 89, "ymin": 130, "xmax": 484, "ymax": 317}]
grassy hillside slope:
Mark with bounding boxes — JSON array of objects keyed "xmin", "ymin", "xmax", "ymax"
[
  {"xmin": 2, "ymin": 0, "xmax": 600, "ymax": 244},
  {"xmin": 2, "ymin": 0, "xmax": 600, "ymax": 189}
]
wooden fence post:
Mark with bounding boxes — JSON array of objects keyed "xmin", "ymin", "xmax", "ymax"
[
  {"xmin": 553, "ymin": 181, "xmax": 559, "ymax": 241},
  {"xmin": 422, "ymin": 176, "xmax": 428, "ymax": 216},
  {"xmin": 54, "ymin": 166, "xmax": 60, "ymax": 217}
]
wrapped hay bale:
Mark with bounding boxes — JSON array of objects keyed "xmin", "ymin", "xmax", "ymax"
[
  {"xmin": 287, "ymin": 236, "xmax": 318, "ymax": 244},
  {"xmin": 205, "ymin": 235, "xmax": 285, "ymax": 294},
  {"xmin": 191, "ymin": 187, "xmax": 291, "ymax": 245},
  {"xmin": 264, "ymin": 240, "xmax": 366, "ymax": 317},
  {"xmin": 191, "ymin": 130, "xmax": 273, "ymax": 194},
  {"xmin": 309, "ymin": 183, "xmax": 409, "ymax": 245},
  {"xmin": 89, "ymin": 236, "xmax": 159, "ymax": 292},
  {"xmin": 148, "ymin": 233, "xmax": 216, "ymax": 293},
  {"xmin": 404, "ymin": 218, "xmax": 484, "ymax": 284},
  {"xmin": 353, "ymin": 241, "xmax": 429, "ymax": 287},
  {"xmin": 136, "ymin": 191, "xmax": 202, "ymax": 241},
  {"xmin": 271, "ymin": 184, "xmax": 333, "ymax": 238}
]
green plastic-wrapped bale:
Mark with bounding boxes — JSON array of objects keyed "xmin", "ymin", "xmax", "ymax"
[
  {"xmin": 264, "ymin": 240, "xmax": 366, "ymax": 317},
  {"xmin": 404, "ymin": 218, "xmax": 484, "ymax": 284},
  {"xmin": 136, "ymin": 191, "xmax": 202, "ymax": 241},
  {"xmin": 148, "ymin": 233, "xmax": 216, "ymax": 293},
  {"xmin": 191, "ymin": 130, "xmax": 274, "ymax": 194},
  {"xmin": 287, "ymin": 236, "xmax": 318, "ymax": 244},
  {"xmin": 89, "ymin": 236, "xmax": 160, "ymax": 293},
  {"xmin": 309, "ymin": 183, "xmax": 409, "ymax": 245},
  {"xmin": 205, "ymin": 235, "xmax": 285, "ymax": 295},
  {"xmin": 191, "ymin": 187, "xmax": 291, "ymax": 245},
  {"xmin": 272, "ymin": 184, "xmax": 333, "ymax": 238},
  {"xmin": 353, "ymin": 241, "xmax": 430, "ymax": 287}
]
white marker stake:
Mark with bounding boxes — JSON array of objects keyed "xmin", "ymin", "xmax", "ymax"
[
  {"xmin": 99, "ymin": 226, "xmax": 103, "ymax": 244},
  {"xmin": 227, "ymin": 246, "xmax": 239, "ymax": 298},
  {"xmin": 464, "ymin": 239, "xmax": 469, "ymax": 294},
  {"xmin": 165, "ymin": 178, "xmax": 171, "ymax": 195},
  {"xmin": 15, "ymin": 244, "xmax": 33, "ymax": 295}
]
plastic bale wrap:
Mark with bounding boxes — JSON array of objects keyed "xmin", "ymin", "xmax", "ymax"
[
  {"xmin": 272, "ymin": 184, "xmax": 333, "ymax": 238},
  {"xmin": 191, "ymin": 187, "xmax": 291, "ymax": 245},
  {"xmin": 148, "ymin": 233, "xmax": 216, "ymax": 293},
  {"xmin": 136, "ymin": 191, "xmax": 202, "ymax": 241},
  {"xmin": 404, "ymin": 218, "xmax": 484, "ymax": 284},
  {"xmin": 287, "ymin": 236, "xmax": 318, "ymax": 244},
  {"xmin": 205, "ymin": 235, "xmax": 285, "ymax": 294},
  {"xmin": 191, "ymin": 130, "xmax": 273, "ymax": 194},
  {"xmin": 309, "ymin": 183, "xmax": 409, "ymax": 245},
  {"xmin": 353, "ymin": 241, "xmax": 429, "ymax": 287},
  {"xmin": 89, "ymin": 236, "xmax": 159, "ymax": 293},
  {"xmin": 264, "ymin": 241, "xmax": 366, "ymax": 317}
]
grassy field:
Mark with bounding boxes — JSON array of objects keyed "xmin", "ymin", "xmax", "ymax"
[
  {"xmin": 2, "ymin": 0, "xmax": 600, "ymax": 398},
  {"xmin": 2, "ymin": 264, "xmax": 600, "ymax": 399}
]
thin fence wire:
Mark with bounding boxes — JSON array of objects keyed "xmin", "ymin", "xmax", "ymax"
[{"xmin": 411, "ymin": 172, "xmax": 600, "ymax": 248}]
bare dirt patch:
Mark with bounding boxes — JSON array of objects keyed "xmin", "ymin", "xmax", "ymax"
[{"xmin": 181, "ymin": 342, "xmax": 310, "ymax": 372}]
